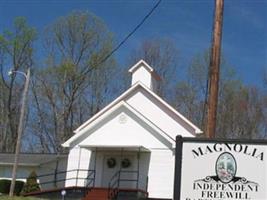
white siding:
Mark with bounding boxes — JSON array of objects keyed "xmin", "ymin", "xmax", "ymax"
[
  {"xmin": 0, "ymin": 166, "xmax": 35, "ymax": 182},
  {"xmin": 79, "ymin": 107, "xmax": 172, "ymax": 149},
  {"xmin": 78, "ymin": 147, "xmax": 91, "ymax": 186},
  {"xmin": 37, "ymin": 157, "xmax": 68, "ymax": 189},
  {"xmin": 65, "ymin": 102, "xmax": 179, "ymax": 198},
  {"xmin": 0, "ymin": 157, "xmax": 68, "ymax": 190},
  {"xmin": 131, "ymin": 67, "xmax": 153, "ymax": 90},
  {"xmin": 94, "ymin": 151, "xmax": 103, "ymax": 187},
  {"xmin": 65, "ymin": 146, "xmax": 91, "ymax": 187},
  {"xmin": 65, "ymin": 148, "xmax": 175, "ymax": 198},
  {"xmin": 126, "ymin": 89, "xmax": 195, "ymax": 139},
  {"xmin": 147, "ymin": 149, "xmax": 175, "ymax": 199},
  {"xmin": 138, "ymin": 152, "xmax": 150, "ymax": 191}
]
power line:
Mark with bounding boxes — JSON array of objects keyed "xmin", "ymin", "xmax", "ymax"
[
  {"xmin": 81, "ymin": 0, "xmax": 162, "ymax": 82},
  {"xmin": 100, "ymin": 0, "xmax": 162, "ymax": 63},
  {"xmin": 201, "ymin": 0, "xmax": 217, "ymax": 131}
]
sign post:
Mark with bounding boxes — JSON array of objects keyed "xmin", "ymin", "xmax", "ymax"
[
  {"xmin": 174, "ymin": 136, "xmax": 183, "ymax": 200},
  {"xmin": 174, "ymin": 136, "xmax": 267, "ymax": 200}
]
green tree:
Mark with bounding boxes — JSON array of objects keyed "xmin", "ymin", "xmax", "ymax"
[
  {"xmin": 217, "ymin": 83, "xmax": 265, "ymax": 138},
  {"xmin": 174, "ymin": 51, "xmax": 266, "ymax": 139},
  {"xmin": 0, "ymin": 17, "xmax": 36, "ymax": 152},
  {"xmin": 173, "ymin": 52, "xmax": 210, "ymax": 128},
  {"xmin": 31, "ymin": 11, "xmax": 116, "ymax": 152},
  {"xmin": 21, "ymin": 171, "xmax": 40, "ymax": 194}
]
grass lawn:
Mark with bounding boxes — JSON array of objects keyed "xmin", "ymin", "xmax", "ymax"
[{"xmin": 0, "ymin": 196, "xmax": 45, "ymax": 200}]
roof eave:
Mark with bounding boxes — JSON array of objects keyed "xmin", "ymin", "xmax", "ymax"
[
  {"xmin": 0, "ymin": 162, "xmax": 40, "ymax": 167},
  {"xmin": 62, "ymin": 82, "xmax": 202, "ymax": 147},
  {"xmin": 128, "ymin": 59, "xmax": 153, "ymax": 73}
]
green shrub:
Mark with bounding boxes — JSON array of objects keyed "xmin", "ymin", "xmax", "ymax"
[
  {"xmin": 14, "ymin": 180, "xmax": 25, "ymax": 195},
  {"xmin": 21, "ymin": 171, "xmax": 40, "ymax": 194},
  {"xmin": 0, "ymin": 179, "xmax": 24, "ymax": 195},
  {"xmin": 0, "ymin": 179, "xmax": 11, "ymax": 194}
]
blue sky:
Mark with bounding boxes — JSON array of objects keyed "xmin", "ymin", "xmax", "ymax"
[{"xmin": 1, "ymin": 0, "xmax": 266, "ymax": 86}]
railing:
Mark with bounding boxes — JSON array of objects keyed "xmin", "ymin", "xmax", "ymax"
[
  {"xmin": 108, "ymin": 170, "xmax": 148, "ymax": 200},
  {"xmin": 25, "ymin": 169, "xmax": 95, "ymax": 191},
  {"xmin": 108, "ymin": 171, "xmax": 120, "ymax": 199},
  {"xmin": 85, "ymin": 170, "xmax": 95, "ymax": 188},
  {"xmin": 84, "ymin": 170, "xmax": 96, "ymax": 196}
]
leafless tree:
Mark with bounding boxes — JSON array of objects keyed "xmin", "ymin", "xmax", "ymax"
[
  {"xmin": 127, "ymin": 38, "xmax": 180, "ymax": 100},
  {"xmin": 31, "ymin": 11, "xmax": 116, "ymax": 152},
  {"xmin": 0, "ymin": 17, "xmax": 36, "ymax": 152},
  {"xmin": 174, "ymin": 51, "xmax": 266, "ymax": 139}
]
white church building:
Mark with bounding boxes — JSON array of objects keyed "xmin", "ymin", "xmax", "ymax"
[{"xmin": 62, "ymin": 60, "xmax": 202, "ymax": 200}]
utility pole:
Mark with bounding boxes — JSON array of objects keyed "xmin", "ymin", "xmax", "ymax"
[
  {"xmin": 206, "ymin": 0, "xmax": 224, "ymax": 138},
  {"xmin": 9, "ymin": 68, "xmax": 30, "ymax": 197}
]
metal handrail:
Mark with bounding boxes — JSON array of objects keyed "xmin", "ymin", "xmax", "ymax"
[
  {"xmin": 85, "ymin": 170, "xmax": 95, "ymax": 188},
  {"xmin": 108, "ymin": 171, "xmax": 120, "ymax": 199},
  {"xmin": 36, "ymin": 169, "xmax": 89, "ymax": 178},
  {"xmin": 108, "ymin": 170, "xmax": 148, "ymax": 200},
  {"xmin": 25, "ymin": 169, "xmax": 95, "ymax": 190},
  {"xmin": 37, "ymin": 177, "xmax": 89, "ymax": 186},
  {"xmin": 84, "ymin": 170, "xmax": 96, "ymax": 197}
]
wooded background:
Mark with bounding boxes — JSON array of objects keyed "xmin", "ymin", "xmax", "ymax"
[{"xmin": 0, "ymin": 12, "xmax": 266, "ymax": 153}]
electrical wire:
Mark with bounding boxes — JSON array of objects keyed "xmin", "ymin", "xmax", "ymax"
[
  {"xmin": 201, "ymin": 1, "xmax": 216, "ymax": 130},
  {"xmin": 80, "ymin": 0, "xmax": 162, "ymax": 86},
  {"xmin": 100, "ymin": 0, "xmax": 162, "ymax": 63}
]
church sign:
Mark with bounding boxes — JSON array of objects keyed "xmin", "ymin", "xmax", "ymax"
[{"xmin": 174, "ymin": 136, "xmax": 267, "ymax": 200}]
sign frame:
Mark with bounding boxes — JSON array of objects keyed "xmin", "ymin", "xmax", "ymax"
[{"xmin": 174, "ymin": 135, "xmax": 267, "ymax": 200}]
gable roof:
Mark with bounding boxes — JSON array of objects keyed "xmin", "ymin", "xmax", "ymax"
[
  {"xmin": 62, "ymin": 101, "xmax": 175, "ymax": 148},
  {"xmin": 128, "ymin": 59, "xmax": 161, "ymax": 81},
  {"xmin": 62, "ymin": 82, "xmax": 202, "ymax": 147}
]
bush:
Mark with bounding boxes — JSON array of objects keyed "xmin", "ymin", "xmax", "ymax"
[
  {"xmin": 14, "ymin": 180, "xmax": 25, "ymax": 195},
  {"xmin": 21, "ymin": 171, "xmax": 40, "ymax": 194},
  {"xmin": 0, "ymin": 179, "xmax": 11, "ymax": 194},
  {"xmin": 0, "ymin": 179, "xmax": 24, "ymax": 195}
]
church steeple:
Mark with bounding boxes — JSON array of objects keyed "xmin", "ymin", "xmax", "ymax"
[{"xmin": 128, "ymin": 59, "xmax": 161, "ymax": 92}]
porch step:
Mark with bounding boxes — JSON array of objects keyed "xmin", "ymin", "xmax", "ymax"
[
  {"xmin": 83, "ymin": 188, "xmax": 148, "ymax": 200},
  {"xmin": 82, "ymin": 188, "xmax": 109, "ymax": 200},
  {"xmin": 117, "ymin": 189, "xmax": 148, "ymax": 200}
]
